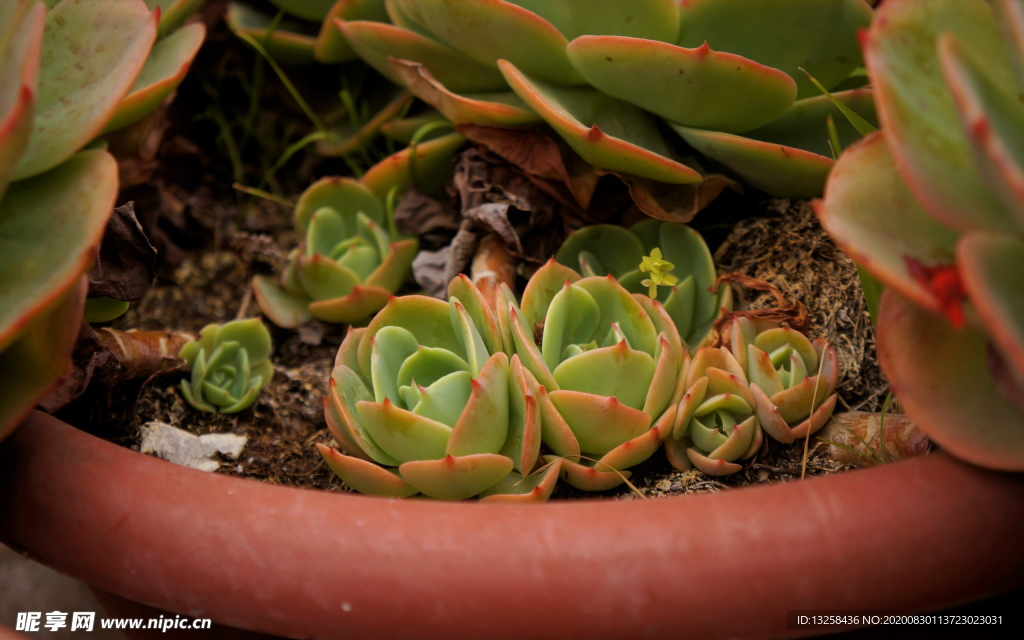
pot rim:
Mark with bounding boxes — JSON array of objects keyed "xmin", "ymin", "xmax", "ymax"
[{"xmin": 2, "ymin": 412, "xmax": 1022, "ymax": 640}]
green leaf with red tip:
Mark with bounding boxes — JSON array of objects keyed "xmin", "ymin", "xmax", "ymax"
[
  {"xmin": 317, "ymin": 443, "xmax": 417, "ymax": 498},
  {"xmin": 407, "ymin": 371, "xmax": 473, "ymax": 428},
  {"xmin": 500, "ymin": 355, "xmax": 542, "ymax": 473},
  {"xmin": 598, "ymin": 404, "xmax": 676, "ymax": 472},
  {"xmin": 508, "ymin": 305, "xmax": 558, "ymax": 393},
  {"xmin": 296, "ymin": 254, "xmax": 361, "ymax": 300},
  {"xmin": 226, "ymin": 2, "xmax": 318, "ymax": 65},
  {"xmin": 500, "ymin": 60, "xmax": 702, "ymax": 185},
  {"xmin": 294, "ymin": 176, "xmax": 384, "ymax": 236},
  {"xmin": 13, "ymin": 0, "xmax": 157, "ymax": 180},
  {"xmin": 527, "ymin": 371, "xmax": 579, "ymax": 460},
  {"xmin": 396, "ymin": 345, "xmax": 471, "ymax": 390},
  {"xmin": 815, "ymin": 132, "xmax": 959, "ymax": 314},
  {"xmin": 545, "ymin": 453, "xmax": 628, "ymax": 492},
  {"xmin": 769, "ymin": 375, "xmax": 832, "ymax": 424},
  {"xmin": 446, "ymin": 352, "xmax": 510, "ymax": 456},
  {"xmin": 360, "ymin": 131, "xmax": 465, "ymax": 198},
  {"xmin": 740, "ymin": 88, "xmax": 878, "ymax": 162},
  {"xmin": 667, "ymin": 122, "xmax": 828, "ymax": 199},
  {"xmin": 755, "ymin": 327, "xmax": 818, "ymax": 374},
  {"xmin": 633, "ymin": 295, "xmax": 684, "ymax": 367},
  {"xmin": 664, "ymin": 434, "xmax": 692, "ymax": 472},
  {"xmin": 399, "ymin": 453, "xmax": 513, "ymax": 500},
  {"xmin": 667, "ymin": 87, "xmax": 877, "ymax": 198},
  {"xmin": 575, "ymin": 276, "xmax": 658, "ymax": 357},
  {"xmin": 396, "ymin": 0, "xmax": 583, "ymax": 85},
  {"xmin": 387, "ymin": 59, "xmax": 539, "ymax": 128},
  {"xmin": 478, "ymin": 458, "xmax": 561, "ymax": 503},
  {"xmin": 707, "ymin": 416, "xmax": 757, "ymax": 462},
  {"xmin": 357, "ymin": 399, "xmax": 452, "ymax": 463},
  {"xmin": 370, "ymin": 326, "xmax": 419, "ymax": 406},
  {"xmin": 449, "ymin": 297, "xmax": 491, "ymax": 377},
  {"xmin": 0, "ymin": 151, "xmax": 116, "ymax": 353},
  {"xmin": 548, "ymin": 390, "xmax": 651, "ymax": 454},
  {"xmin": 866, "ymin": 0, "xmax": 1017, "ymax": 233},
  {"xmin": 541, "ymin": 281, "xmax": 600, "ymax": 372},
  {"xmin": 358, "ymin": 295, "xmax": 465, "ymax": 378},
  {"xmin": 940, "ymin": 32, "xmax": 1024, "ymax": 229},
  {"xmin": 878, "ymin": 289, "xmax": 1024, "ymax": 471},
  {"xmin": 643, "ymin": 334, "xmax": 677, "ymax": 418},
  {"xmin": 336, "ymin": 327, "xmax": 367, "ymax": 373},
  {"xmin": 146, "ymin": 0, "xmax": 205, "ymax": 38},
  {"xmin": 958, "ymin": 233, "xmax": 1024, "ymax": 382},
  {"xmin": 0, "ymin": 278, "xmax": 85, "ymax": 442},
  {"xmin": 0, "ymin": 2, "xmax": 43, "ymax": 199},
  {"xmin": 677, "ymin": 0, "xmax": 873, "ymax": 99},
  {"xmin": 567, "ymin": 36, "xmax": 796, "ymax": 134},
  {"xmin": 365, "ymin": 238, "xmax": 417, "ymax": 292},
  {"xmin": 520, "ymin": 259, "xmax": 581, "ymax": 328},
  {"xmin": 104, "ymin": 22, "xmax": 205, "ymax": 134},
  {"xmin": 330, "ymin": 366, "xmax": 399, "ymax": 465},
  {"xmin": 308, "ymin": 286, "xmax": 392, "ymax": 324},
  {"xmin": 316, "ymin": 0, "xmax": 392, "ymax": 63},
  {"xmin": 337, "ymin": 18, "xmax": 508, "ymax": 93},
  {"xmin": 686, "ymin": 447, "xmax": 742, "ymax": 477},
  {"xmin": 686, "ymin": 347, "xmax": 747, "ymax": 390},
  {"xmin": 448, "ymin": 275, "xmax": 503, "ymax": 357},
  {"xmin": 552, "ymin": 342, "xmax": 655, "ymax": 412}
]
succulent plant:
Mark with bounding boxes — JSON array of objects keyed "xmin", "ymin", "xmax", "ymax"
[
  {"xmin": 227, "ymin": 0, "xmax": 389, "ymax": 65},
  {"xmin": 493, "ymin": 260, "xmax": 682, "ymax": 491},
  {"xmin": 336, "ymin": 0, "xmax": 878, "ymax": 197},
  {"xmin": 252, "ymin": 177, "xmax": 418, "ymax": 328},
  {"xmin": 555, "ymin": 220, "xmax": 729, "ymax": 348},
  {"xmin": 178, "ymin": 319, "xmax": 274, "ymax": 414},
  {"xmin": 317, "ymin": 276, "xmax": 563, "ymax": 501},
  {"xmin": 0, "ymin": 0, "xmax": 203, "ymax": 441},
  {"xmin": 730, "ymin": 317, "xmax": 838, "ymax": 444},
  {"xmin": 815, "ymin": 0, "xmax": 1024, "ymax": 471},
  {"xmin": 664, "ymin": 345, "xmax": 761, "ymax": 476}
]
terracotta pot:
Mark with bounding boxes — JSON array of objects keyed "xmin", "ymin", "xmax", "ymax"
[{"xmin": 1, "ymin": 412, "xmax": 1023, "ymax": 639}]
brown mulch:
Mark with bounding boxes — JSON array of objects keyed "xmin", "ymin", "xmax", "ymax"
[{"xmin": 715, "ymin": 199, "xmax": 888, "ymax": 413}]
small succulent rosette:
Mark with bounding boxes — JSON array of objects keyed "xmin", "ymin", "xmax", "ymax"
[
  {"xmin": 253, "ymin": 177, "xmax": 417, "ymax": 329},
  {"xmin": 178, "ymin": 318, "xmax": 274, "ymax": 414},
  {"xmin": 556, "ymin": 220, "xmax": 730, "ymax": 348},
  {"xmin": 495, "ymin": 260, "xmax": 683, "ymax": 491},
  {"xmin": 317, "ymin": 276, "xmax": 562, "ymax": 501},
  {"xmin": 730, "ymin": 317, "xmax": 839, "ymax": 444},
  {"xmin": 665, "ymin": 346, "xmax": 763, "ymax": 476}
]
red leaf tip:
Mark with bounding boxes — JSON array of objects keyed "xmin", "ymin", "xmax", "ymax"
[{"xmin": 905, "ymin": 257, "xmax": 966, "ymax": 328}]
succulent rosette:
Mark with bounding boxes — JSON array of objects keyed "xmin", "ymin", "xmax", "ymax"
[
  {"xmin": 317, "ymin": 276, "xmax": 562, "ymax": 501},
  {"xmin": 0, "ymin": 0, "xmax": 203, "ymax": 441},
  {"xmin": 178, "ymin": 319, "xmax": 275, "ymax": 414},
  {"xmin": 730, "ymin": 317, "xmax": 839, "ymax": 444},
  {"xmin": 555, "ymin": 220, "xmax": 730, "ymax": 348},
  {"xmin": 494, "ymin": 260, "xmax": 682, "ymax": 491},
  {"xmin": 815, "ymin": 0, "xmax": 1024, "ymax": 471},
  {"xmin": 336, "ymin": 0, "xmax": 876, "ymax": 196},
  {"xmin": 664, "ymin": 345, "xmax": 761, "ymax": 476},
  {"xmin": 252, "ymin": 177, "xmax": 418, "ymax": 329}
]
